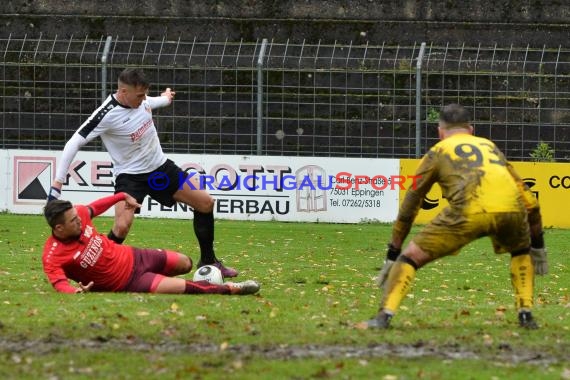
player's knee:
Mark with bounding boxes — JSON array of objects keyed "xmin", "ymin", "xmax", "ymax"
[
  {"xmin": 397, "ymin": 254, "xmax": 420, "ymax": 270},
  {"xmin": 180, "ymin": 255, "xmax": 193, "ymax": 273},
  {"xmin": 511, "ymin": 247, "xmax": 530, "ymax": 257},
  {"xmin": 164, "ymin": 251, "xmax": 192, "ymax": 275},
  {"xmin": 400, "ymin": 242, "xmax": 431, "ymax": 268}
]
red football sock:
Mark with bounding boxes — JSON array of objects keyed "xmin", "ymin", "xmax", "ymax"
[{"xmin": 184, "ymin": 280, "xmax": 229, "ymax": 294}]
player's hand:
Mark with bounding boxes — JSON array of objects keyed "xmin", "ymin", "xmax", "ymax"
[
  {"xmin": 530, "ymin": 247, "xmax": 548, "ymax": 275},
  {"xmin": 161, "ymin": 87, "xmax": 175, "ymax": 104},
  {"xmin": 123, "ymin": 193, "xmax": 142, "ymax": 211},
  {"xmin": 376, "ymin": 243, "xmax": 401, "ymax": 289},
  {"xmin": 75, "ymin": 281, "xmax": 94, "ymax": 293}
]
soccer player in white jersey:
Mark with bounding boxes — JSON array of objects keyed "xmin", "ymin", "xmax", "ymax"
[{"xmin": 48, "ymin": 68, "xmax": 238, "ymax": 277}]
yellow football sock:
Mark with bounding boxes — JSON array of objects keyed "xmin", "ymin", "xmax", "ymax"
[
  {"xmin": 381, "ymin": 261, "xmax": 417, "ymax": 314},
  {"xmin": 510, "ymin": 254, "xmax": 534, "ymax": 310}
]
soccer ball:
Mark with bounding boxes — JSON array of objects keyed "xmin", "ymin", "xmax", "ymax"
[{"xmin": 193, "ymin": 265, "xmax": 224, "ymax": 285}]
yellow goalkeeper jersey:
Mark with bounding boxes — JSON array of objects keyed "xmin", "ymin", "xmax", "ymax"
[{"xmin": 403, "ymin": 133, "xmax": 532, "ymax": 216}]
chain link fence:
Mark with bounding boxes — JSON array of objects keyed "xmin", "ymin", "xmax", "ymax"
[{"xmin": 1, "ymin": 34, "xmax": 569, "ymax": 161}]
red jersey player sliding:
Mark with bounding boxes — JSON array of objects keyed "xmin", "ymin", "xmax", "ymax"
[{"xmin": 42, "ymin": 193, "xmax": 260, "ymax": 295}]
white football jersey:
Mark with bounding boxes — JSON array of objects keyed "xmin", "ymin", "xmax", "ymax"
[{"xmin": 55, "ymin": 94, "xmax": 171, "ymax": 182}]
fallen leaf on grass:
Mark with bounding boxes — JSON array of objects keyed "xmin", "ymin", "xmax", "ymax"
[
  {"xmin": 89, "ymin": 322, "xmax": 104, "ymax": 329},
  {"xmin": 459, "ymin": 309, "xmax": 470, "ymax": 316},
  {"xmin": 269, "ymin": 308, "xmax": 278, "ymax": 318},
  {"xmin": 168, "ymin": 302, "xmax": 184, "ymax": 316},
  {"xmin": 353, "ymin": 321, "xmax": 369, "ymax": 330},
  {"xmin": 69, "ymin": 366, "xmax": 93, "ymax": 375},
  {"xmin": 162, "ymin": 327, "xmax": 177, "ymax": 337},
  {"xmin": 232, "ymin": 360, "xmax": 243, "ymax": 369},
  {"xmin": 495, "ymin": 309, "xmax": 505, "ymax": 318},
  {"xmin": 244, "ymin": 324, "xmax": 258, "ymax": 335}
]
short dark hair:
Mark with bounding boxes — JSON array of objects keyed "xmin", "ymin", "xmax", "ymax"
[
  {"xmin": 118, "ymin": 68, "xmax": 150, "ymax": 88},
  {"xmin": 44, "ymin": 200, "xmax": 73, "ymax": 229},
  {"xmin": 439, "ymin": 103, "xmax": 471, "ymax": 129}
]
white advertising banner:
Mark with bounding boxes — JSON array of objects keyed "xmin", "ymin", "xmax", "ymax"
[{"xmin": 4, "ymin": 149, "xmax": 405, "ymax": 223}]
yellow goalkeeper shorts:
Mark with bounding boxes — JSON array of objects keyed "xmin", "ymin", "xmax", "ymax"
[{"xmin": 413, "ymin": 208, "xmax": 530, "ymax": 259}]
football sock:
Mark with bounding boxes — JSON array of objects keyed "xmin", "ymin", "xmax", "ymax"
[
  {"xmin": 107, "ymin": 230, "xmax": 125, "ymax": 244},
  {"xmin": 510, "ymin": 253, "xmax": 534, "ymax": 310},
  {"xmin": 193, "ymin": 210, "xmax": 216, "ymax": 264},
  {"xmin": 381, "ymin": 260, "xmax": 417, "ymax": 314},
  {"xmin": 185, "ymin": 280, "xmax": 229, "ymax": 294}
]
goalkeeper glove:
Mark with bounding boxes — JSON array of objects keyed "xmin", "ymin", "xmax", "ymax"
[
  {"xmin": 47, "ymin": 186, "xmax": 62, "ymax": 202},
  {"xmin": 376, "ymin": 244, "xmax": 401, "ymax": 289},
  {"xmin": 529, "ymin": 247, "xmax": 548, "ymax": 275}
]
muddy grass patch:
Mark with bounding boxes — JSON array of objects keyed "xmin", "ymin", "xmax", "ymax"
[{"xmin": 0, "ymin": 337, "xmax": 564, "ymax": 366}]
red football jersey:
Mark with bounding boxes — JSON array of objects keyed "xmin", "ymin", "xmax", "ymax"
[{"xmin": 42, "ymin": 205, "xmax": 134, "ymax": 293}]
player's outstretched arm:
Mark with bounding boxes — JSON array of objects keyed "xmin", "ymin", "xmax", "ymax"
[
  {"xmin": 391, "ymin": 151, "xmax": 437, "ymax": 248},
  {"xmin": 87, "ymin": 193, "xmax": 141, "ymax": 218},
  {"xmin": 123, "ymin": 193, "xmax": 142, "ymax": 211},
  {"xmin": 147, "ymin": 87, "xmax": 175, "ymax": 109},
  {"xmin": 48, "ymin": 133, "xmax": 89, "ymax": 202},
  {"xmin": 47, "ymin": 275, "xmax": 82, "ymax": 294},
  {"xmin": 43, "ymin": 250, "xmax": 81, "ymax": 293},
  {"xmin": 50, "ymin": 280, "xmax": 94, "ymax": 294},
  {"xmin": 160, "ymin": 87, "xmax": 175, "ymax": 103}
]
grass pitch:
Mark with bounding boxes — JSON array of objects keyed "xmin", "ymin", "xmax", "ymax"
[{"xmin": 0, "ymin": 213, "xmax": 568, "ymax": 379}]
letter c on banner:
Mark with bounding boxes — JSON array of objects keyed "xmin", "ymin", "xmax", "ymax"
[
  {"xmin": 210, "ymin": 164, "xmax": 238, "ymax": 190},
  {"xmin": 335, "ymin": 171, "xmax": 352, "ymax": 190}
]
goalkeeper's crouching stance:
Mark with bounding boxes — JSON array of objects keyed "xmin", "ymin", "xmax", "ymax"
[{"xmin": 362, "ymin": 103, "xmax": 548, "ymax": 330}]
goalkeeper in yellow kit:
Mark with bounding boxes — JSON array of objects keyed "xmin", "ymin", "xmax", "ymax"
[{"xmin": 365, "ymin": 103, "xmax": 547, "ymax": 329}]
